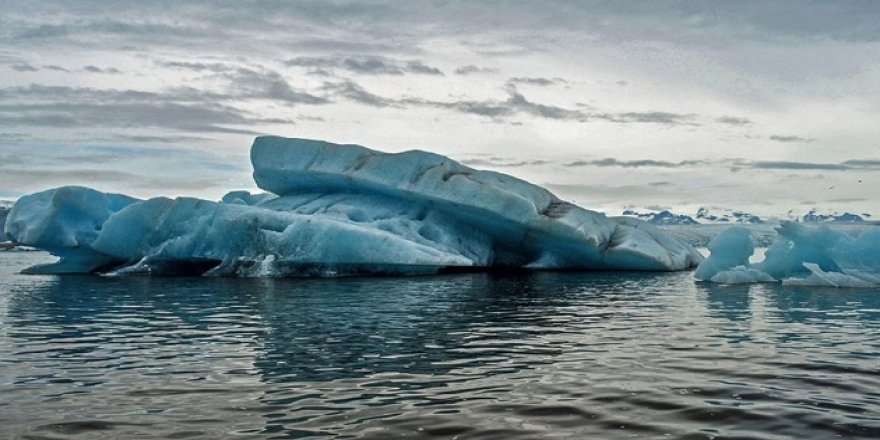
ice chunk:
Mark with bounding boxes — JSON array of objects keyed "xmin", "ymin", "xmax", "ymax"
[
  {"xmin": 695, "ymin": 221, "xmax": 880, "ymax": 287},
  {"xmin": 92, "ymin": 196, "xmax": 478, "ymax": 276},
  {"xmin": 694, "ymin": 227, "xmax": 756, "ymax": 281},
  {"xmin": 7, "ymin": 136, "xmax": 703, "ymax": 276},
  {"xmin": 252, "ymin": 137, "xmax": 703, "ymax": 271},
  {"xmin": 4, "ymin": 186, "xmax": 138, "ymax": 273},
  {"xmin": 782, "ymin": 263, "xmax": 877, "ymax": 288}
]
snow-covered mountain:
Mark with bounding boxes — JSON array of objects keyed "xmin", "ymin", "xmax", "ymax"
[
  {"xmin": 621, "ymin": 207, "xmax": 768, "ymax": 225},
  {"xmin": 800, "ymin": 209, "xmax": 869, "ymax": 223},
  {"xmin": 621, "ymin": 209, "xmax": 699, "ymax": 225},
  {"xmin": 695, "ymin": 207, "xmax": 765, "ymax": 224}
]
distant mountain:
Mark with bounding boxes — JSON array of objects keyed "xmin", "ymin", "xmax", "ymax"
[
  {"xmin": 801, "ymin": 209, "xmax": 867, "ymax": 223},
  {"xmin": 622, "ymin": 206, "xmax": 874, "ymax": 227},
  {"xmin": 622, "ymin": 209, "xmax": 700, "ymax": 225},
  {"xmin": 695, "ymin": 207, "xmax": 765, "ymax": 224}
]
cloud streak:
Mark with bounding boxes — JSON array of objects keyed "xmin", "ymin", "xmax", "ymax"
[
  {"xmin": 565, "ymin": 158, "xmax": 708, "ymax": 168},
  {"xmin": 285, "ymin": 56, "xmax": 443, "ymax": 76},
  {"xmin": 769, "ymin": 134, "xmax": 815, "ymax": 143}
]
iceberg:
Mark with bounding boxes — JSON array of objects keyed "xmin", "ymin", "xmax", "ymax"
[
  {"xmin": 5, "ymin": 136, "xmax": 703, "ymax": 277},
  {"xmin": 695, "ymin": 221, "xmax": 880, "ymax": 287}
]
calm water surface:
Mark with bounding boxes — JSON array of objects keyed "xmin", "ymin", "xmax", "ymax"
[{"xmin": 1, "ymin": 252, "xmax": 878, "ymax": 439}]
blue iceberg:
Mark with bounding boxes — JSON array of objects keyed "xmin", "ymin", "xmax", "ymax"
[
  {"xmin": 695, "ymin": 221, "xmax": 880, "ymax": 287},
  {"xmin": 5, "ymin": 136, "xmax": 703, "ymax": 276}
]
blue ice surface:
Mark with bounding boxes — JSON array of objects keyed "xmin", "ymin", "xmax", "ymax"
[
  {"xmin": 695, "ymin": 221, "xmax": 880, "ymax": 287},
  {"xmin": 5, "ymin": 136, "xmax": 703, "ymax": 277}
]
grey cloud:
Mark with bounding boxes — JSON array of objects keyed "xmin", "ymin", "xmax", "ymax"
[
  {"xmin": 11, "ymin": 63, "xmax": 38, "ymax": 72},
  {"xmin": 285, "ymin": 56, "xmax": 443, "ymax": 75},
  {"xmin": 287, "ymin": 38, "xmax": 414, "ymax": 54},
  {"xmin": 406, "ymin": 60, "xmax": 443, "ymax": 75},
  {"xmin": 157, "ymin": 61, "xmax": 330, "ymax": 104},
  {"xmin": 565, "ymin": 158, "xmax": 707, "ymax": 168},
  {"xmin": 157, "ymin": 60, "xmax": 234, "ymax": 72},
  {"xmin": 0, "ymin": 144, "xmax": 247, "ymax": 190},
  {"xmin": 400, "ymin": 87, "xmax": 586, "ymax": 121},
  {"xmin": 716, "ymin": 116, "xmax": 752, "ymax": 125},
  {"xmin": 454, "ymin": 65, "xmax": 498, "ymax": 75},
  {"xmin": 323, "ymin": 80, "xmax": 399, "ymax": 108},
  {"xmin": 735, "ymin": 159, "xmax": 880, "ymax": 171},
  {"xmin": 220, "ymin": 68, "xmax": 329, "ymax": 104},
  {"xmin": 0, "ymin": 100, "xmax": 283, "ymax": 134},
  {"xmin": 131, "ymin": 177, "xmax": 225, "ymax": 191},
  {"xmin": 460, "ymin": 157, "xmax": 550, "ymax": 168},
  {"xmin": 769, "ymin": 134, "xmax": 815, "ymax": 143},
  {"xmin": 508, "ymin": 77, "xmax": 566, "ymax": 86},
  {"xmin": 603, "ymin": 112, "xmax": 697, "ymax": 125},
  {"xmin": 0, "ymin": 133, "xmax": 31, "ymax": 144},
  {"xmin": 11, "ymin": 19, "xmax": 209, "ymax": 43},
  {"xmin": 84, "ymin": 65, "xmax": 122, "ymax": 74},
  {"xmin": 562, "ymin": 156, "xmax": 880, "ymax": 171},
  {"xmin": 7, "ymin": 2, "xmax": 880, "ymax": 54},
  {"xmin": 0, "ymin": 168, "xmax": 227, "ymax": 193},
  {"xmin": 0, "ymin": 168, "xmax": 139, "ymax": 184},
  {"xmin": 325, "ymin": 80, "xmax": 697, "ymax": 125},
  {"xmin": 5, "ymin": 68, "xmax": 328, "ymax": 106},
  {"xmin": 304, "ymin": 68, "xmax": 334, "ymax": 77},
  {"xmin": 0, "ymin": 67, "xmax": 331, "ymax": 135},
  {"xmin": 342, "ymin": 57, "xmax": 405, "ymax": 75},
  {"xmin": 0, "ymin": 152, "xmax": 28, "ymax": 165},
  {"xmin": 842, "ymin": 159, "xmax": 880, "ymax": 168},
  {"xmin": 496, "ymin": 89, "xmax": 585, "ymax": 120},
  {"xmin": 544, "ymin": 183, "xmax": 672, "ymax": 200},
  {"xmin": 108, "ymin": 134, "xmax": 213, "ymax": 144},
  {"xmin": 747, "ymin": 161, "xmax": 847, "ymax": 170}
]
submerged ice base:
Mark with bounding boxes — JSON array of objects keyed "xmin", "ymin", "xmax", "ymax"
[
  {"xmin": 5, "ymin": 136, "xmax": 703, "ymax": 277},
  {"xmin": 695, "ymin": 222, "xmax": 880, "ymax": 288}
]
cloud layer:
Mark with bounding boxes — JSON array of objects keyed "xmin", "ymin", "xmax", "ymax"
[{"xmin": 1, "ymin": 1, "xmax": 878, "ymax": 216}]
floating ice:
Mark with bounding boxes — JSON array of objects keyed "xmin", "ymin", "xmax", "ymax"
[
  {"xmin": 695, "ymin": 221, "xmax": 880, "ymax": 287},
  {"xmin": 3, "ymin": 186, "xmax": 138, "ymax": 272},
  {"xmin": 6, "ymin": 136, "xmax": 703, "ymax": 276}
]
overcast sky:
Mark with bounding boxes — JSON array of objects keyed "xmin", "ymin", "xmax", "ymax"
[{"xmin": 1, "ymin": 0, "xmax": 878, "ymax": 217}]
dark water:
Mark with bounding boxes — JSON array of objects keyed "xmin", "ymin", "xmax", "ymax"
[{"xmin": 1, "ymin": 252, "xmax": 878, "ymax": 439}]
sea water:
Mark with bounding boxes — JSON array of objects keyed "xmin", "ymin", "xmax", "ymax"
[{"xmin": 1, "ymin": 252, "xmax": 877, "ymax": 439}]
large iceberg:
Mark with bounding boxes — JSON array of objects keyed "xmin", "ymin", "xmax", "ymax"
[
  {"xmin": 695, "ymin": 222, "xmax": 880, "ymax": 287},
  {"xmin": 5, "ymin": 136, "xmax": 703, "ymax": 276}
]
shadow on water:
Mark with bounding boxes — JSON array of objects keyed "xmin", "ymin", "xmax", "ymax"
[{"xmin": 5, "ymin": 271, "xmax": 671, "ymax": 384}]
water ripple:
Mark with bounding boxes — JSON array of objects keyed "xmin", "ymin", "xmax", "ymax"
[{"xmin": 1, "ymin": 252, "xmax": 878, "ymax": 439}]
